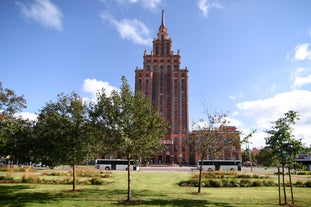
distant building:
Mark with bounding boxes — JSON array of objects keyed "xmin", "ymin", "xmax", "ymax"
[
  {"xmin": 190, "ymin": 126, "xmax": 241, "ymax": 163},
  {"xmin": 135, "ymin": 10, "xmax": 189, "ymax": 164},
  {"xmin": 133, "ymin": 10, "xmax": 241, "ymax": 165}
]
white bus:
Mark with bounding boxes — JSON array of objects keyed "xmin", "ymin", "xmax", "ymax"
[
  {"xmin": 95, "ymin": 159, "xmax": 139, "ymax": 171},
  {"xmin": 197, "ymin": 160, "xmax": 242, "ymax": 171}
]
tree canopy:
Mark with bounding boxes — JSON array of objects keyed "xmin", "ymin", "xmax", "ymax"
[
  {"xmin": 34, "ymin": 92, "xmax": 98, "ymax": 191},
  {"xmin": 89, "ymin": 76, "xmax": 167, "ymax": 201}
]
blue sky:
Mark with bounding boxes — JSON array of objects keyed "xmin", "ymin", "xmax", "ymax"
[{"xmin": 1, "ymin": 0, "xmax": 311, "ymax": 148}]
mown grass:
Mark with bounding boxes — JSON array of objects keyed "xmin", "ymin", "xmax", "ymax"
[{"xmin": 0, "ymin": 170, "xmax": 310, "ymax": 206}]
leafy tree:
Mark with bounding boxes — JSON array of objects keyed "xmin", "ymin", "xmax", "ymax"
[
  {"xmin": 0, "ymin": 82, "xmax": 27, "ymax": 157},
  {"xmin": 265, "ymin": 110, "xmax": 304, "ymax": 206},
  {"xmin": 2, "ymin": 117, "xmax": 35, "ymax": 164},
  {"xmin": 90, "ymin": 76, "xmax": 167, "ymax": 201},
  {"xmin": 0, "ymin": 82, "xmax": 26, "ymax": 116},
  {"xmin": 190, "ymin": 111, "xmax": 230, "ymax": 193},
  {"xmin": 34, "ymin": 92, "xmax": 97, "ymax": 191}
]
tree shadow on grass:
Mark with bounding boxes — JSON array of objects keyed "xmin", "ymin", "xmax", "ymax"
[
  {"xmin": 0, "ymin": 185, "xmax": 63, "ymax": 207},
  {"xmin": 116, "ymin": 198, "xmax": 234, "ymax": 207},
  {"xmin": 109, "ymin": 190, "xmax": 234, "ymax": 207}
]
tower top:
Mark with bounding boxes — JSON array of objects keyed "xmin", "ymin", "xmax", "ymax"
[{"xmin": 157, "ymin": 9, "xmax": 168, "ymax": 40}]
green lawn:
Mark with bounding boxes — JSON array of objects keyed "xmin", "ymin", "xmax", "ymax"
[{"xmin": 0, "ymin": 170, "xmax": 310, "ymax": 206}]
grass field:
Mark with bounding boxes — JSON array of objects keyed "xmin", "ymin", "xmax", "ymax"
[{"xmin": 0, "ymin": 169, "xmax": 311, "ymax": 207}]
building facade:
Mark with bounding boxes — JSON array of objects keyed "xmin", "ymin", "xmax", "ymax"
[
  {"xmin": 190, "ymin": 126, "xmax": 241, "ymax": 163},
  {"xmin": 135, "ymin": 10, "xmax": 189, "ymax": 165},
  {"xmin": 134, "ymin": 11, "xmax": 241, "ymax": 166}
]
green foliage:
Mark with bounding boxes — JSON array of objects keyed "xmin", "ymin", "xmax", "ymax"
[
  {"xmin": 209, "ymin": 179, "xmax": 223, "ymax": 187},
  {"xmin": 265, "ymin": 110, "xmax": 303, "ymax": 166},
  {"xmin": 89, "ymin": 177, "xmax": 104, "ymax": 185},
  {"xmin": 305, "ymin": 181, "xmax": 311, "ymax": 187},
  {"xmin": 89, "ymin": 76, "xmax": 168, "ymax": 201},
  {"xmin": 252, "ymin": 180, "xmax": 263, "ymax": 187},
  {"xmin": 34, "ymin": 92, "xmax": 99, "ymax": 191}
]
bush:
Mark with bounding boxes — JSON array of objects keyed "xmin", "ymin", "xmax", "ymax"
[
  {"xmin": 230, "ymin": 179, "xmax": 239, "ymax": 187},
  {"xmin": 305, "ymin": 181, "xmax": 311, "ymax": 187},
  {"xmin": 252, "ymin": 180, "xmax": 263, "ymax": 187},
  {"xmin": 236, "ymin": 174, "xmax": 252, "ymax": 179},
  {"xmin": 21, "ymin": 176, "xmax": 38, "ymax": 183},
  {"xmin": 294, "ymin": 181, "xmax": 304, "ymax": 187},
  {"xmin": 209, "ymin": 179, "xmax": 223, "ymax": 187},
  {"xmin": 90, "ymin": 177, "xmax": 104, "ymax": 185},
  {"xmin": 263, "ymin": 180, "xmax": 275, "ymax": 186},
  {"xmin": 240, "ymin": 179, "xmax": 252, "ymax": 187}
]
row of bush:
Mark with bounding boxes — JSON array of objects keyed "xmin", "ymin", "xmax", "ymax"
[
  {"xmin": 0, "ymin": 174, "xmax": 107, "ymax": 185},
  {"xmin": 42, "ymin": 169, "xmax": 111, "ymax": 178},
  {"xmin": 179, "ymin": 179, "xmax": 311, "ymax": 188},
  {"xmin": 193, "ymin": 171, "xmax": 270, "ymax": 179}
]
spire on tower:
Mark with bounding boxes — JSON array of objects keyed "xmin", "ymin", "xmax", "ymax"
[{"xmin": 161, "ymin": 9, "xmax": 165, "ymax": 27}]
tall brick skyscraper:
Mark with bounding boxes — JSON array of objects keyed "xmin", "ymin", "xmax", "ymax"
[{"xmin": 135, "ymin": 10, "xmax": 189, "ymax": 165}]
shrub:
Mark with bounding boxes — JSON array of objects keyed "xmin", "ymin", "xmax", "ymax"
[
  {"xmin": 297, "ymin": 171, "xmax": 306, "ymax": 175},
  {"xmin": 21, "ymin": 176, "xmax": 38, "ymax": 183},
  {"xmin": 305, "ymin": 181, "xmax": 311, "ymax": 187},
  {"xmin": 294, "ymin": 181, "xmax": 304, "ymax": 187},
  {"xmin": 240, "ymin": 179, "xmax": 252, "ymax": 187},
  {"xmin": 236, "ymin": 174, "xmax": 252, "ymax": 179},
  {"xmin": 252, "ymin": 180, "xmax": 263, "ymax": 187},
  {"xmin": 230, "ymin": 179, "xmax": 239, "ymax": 187},
  {"xmin": 90, "ymin": 177, "xmax": 104, "ymax": 185},
  {"xmin": 209, "ymin": 179, "xmax": 223, "ymax": 187},
  {"xmin": 222, "ymin": 179, "xmax": 231, "ymax": 187},
  {"xmin": 178, "ymin": 180, "xmax": 189, "ymax": 186},
  {"xmin": 263, "ymin": 180, "xmax": 275, "ymax": 186}
]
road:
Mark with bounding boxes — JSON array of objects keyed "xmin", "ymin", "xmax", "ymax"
[{"xmin": 140, "ymin": 166, "xmax": 195, "ymax": 173}]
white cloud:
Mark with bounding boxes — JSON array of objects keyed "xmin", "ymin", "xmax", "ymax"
[
  {"xmin": 197, "ymin": 0, "xmax": 223, "ymax": 18},
  {"xmin": 15, "ymin": 0, "xmax": 63, "ymax": 31},
  {"xmin": 15, "ymin": 112, "xmax": 38, "ymax": 121},
  {"xmin": 112, "ymin": 0, "xmax": 162, "ymax": 10},
  {"xmin": 139, "ymin": 0, "xmax": 162, "ymax": 10},
  {"xmin": 294, "ymin": 43, "xmax": 311, "ymax": 61},
  {"xmin": 236, "ymin": 90, "xmax": 311, "ymax": 146},
  {"xmin": 291, "ymin": 67, "xmax": 311, "ymax": 89},
  {"xmin": 229, "ymin": 92, "xmax": 243, "ymax": 100},
  {"xmin": 82, "ymin": 79, "xmax": 118, "ymax": 102},
  {"xmin": 100, "ymin": 12, "xmax": 152, "ymax": 45}
]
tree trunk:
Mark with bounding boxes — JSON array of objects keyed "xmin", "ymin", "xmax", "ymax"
[
  {"xmin": 72, "ymin": 164, "xmax": 76, "ymax": 191},
  {"xmin": 127, "ymin": 158, "xmax": 131, "ymax": 201},
  {"xmin": 198, "ymin": 152, "xmax": 204, "ymax": 193},
  {"xmin": 282, "ymin": 164, "xmax": 287, "ymax": 205},
  {"xmin": 288, "ymin": 167, "xmax": 294, "ymax": 206},
  {"xmin": 278, "ymin": 166, "xmax": 281, "ymax": 205}
]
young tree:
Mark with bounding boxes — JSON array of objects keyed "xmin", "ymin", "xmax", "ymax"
[
  {"xmin": 90, "ymin": 76, "xmax": 167, "ymax": 201},
  {"xmin": 190, "ymin": 111, "xmax": 231, "ymax": 193},
  {"xmin": 34, "ymin": 92, "xmax": 97, "ymax": 191},
  {"xmin": 241, "ymin": 130, "xmax": 256, "ymax": 172},
  {"xmin": 265, "ymin": 110, "xmax": 304, "ymax": 206}
]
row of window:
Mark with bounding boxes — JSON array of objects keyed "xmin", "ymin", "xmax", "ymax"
[{"xmin": 145, "ymin": 57, "xmax": 177, "ymax": 63}]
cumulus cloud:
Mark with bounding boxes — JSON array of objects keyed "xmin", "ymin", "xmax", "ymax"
[
  {"xmin": 294, "ymin": 43, "xmax": 311, "ymax": 61},
  {"xmin": 291, "ymin": 67, "xmax": 311, "ymax": 89},
  {"xmin": 197, "ymin": 0, "xmax": 223, "ymax": 18},
  {"xmin": 15, "ymin": 0, "xmax": 63, "ymax": 31},
  {"xmin": 100, "ymin": 11, "xmax": 152, "ymax": 45},
  {"xmin": 236, "ymin": 90, "xmax": 311, "ymax": 146},
  {"xmin": 82, "ymin": 79, "xmax": 118, "ymax": 102}
]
